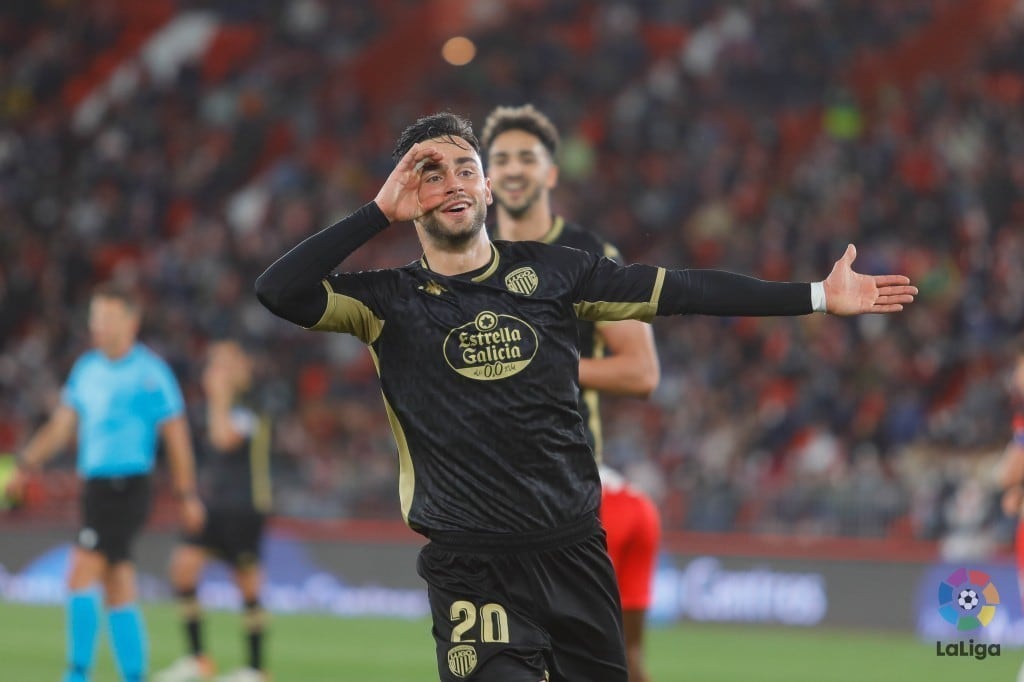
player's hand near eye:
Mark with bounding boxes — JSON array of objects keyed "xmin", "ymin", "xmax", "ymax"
[{"xmin": 375, "ymin": 143, "xmax": 445, "ymax": 223}]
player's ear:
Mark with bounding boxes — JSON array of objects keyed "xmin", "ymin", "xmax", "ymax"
[
  {"xmin": 484, "ymin": 176, "xmax": 493, "ymax": 205},
  {"xmin": 126, "ymin": 311, "xmax": 142, "ymax": 336},
  {"xmin": 546, "ymin": 161, "xmax": 559, "ymax": 190}
]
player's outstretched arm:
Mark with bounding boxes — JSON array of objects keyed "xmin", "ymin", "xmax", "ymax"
[
  {"xmin": 821, "ymin": 244, "xmax": 918, "ymax": 316},
  {"xmin": 574, "ymin": 242, "xmax": 917, "ymax": 320}
]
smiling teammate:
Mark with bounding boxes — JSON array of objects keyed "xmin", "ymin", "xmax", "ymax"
[{"xmin": 482, "ymin": 104, "xmax": 662, "ymax": 680}]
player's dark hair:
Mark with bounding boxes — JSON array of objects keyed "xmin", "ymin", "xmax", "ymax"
[
  {"xmin": 207, "ymin": 335, "xmax": 260, "ymax": 356},
  {"xmin": 481, "ymin": 104, "xmax": 560, "ymax": 158},
  {"xmin": 392, "ymin": 112, "xmax": 480, "ymax": 162},
  {"xmin": 91, "ymin": 281, "xmax": 142, "ymax": 313}
]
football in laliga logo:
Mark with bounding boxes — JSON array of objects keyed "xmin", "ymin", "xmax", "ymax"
[
  {"xmin": 937, "ymin": 568, "xmax": 999, "ymax": 630},
  {"xmin": 957, "ymin": 589, "xmax": 979, "ymax": 611}
]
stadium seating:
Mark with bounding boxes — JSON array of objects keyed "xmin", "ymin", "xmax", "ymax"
[{"xmin": 2, "ymin": 0, "xmax": 1022, "ymax": 549}]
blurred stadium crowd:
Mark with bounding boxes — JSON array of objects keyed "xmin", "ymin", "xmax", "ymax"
[{"xmin": 2, "ymin": 0, "xmax": 1023, "ymax": 555}]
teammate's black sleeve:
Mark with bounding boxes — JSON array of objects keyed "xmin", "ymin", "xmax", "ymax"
[
  {"xmin": 658, "ymin": 269, "xmax": 811, "ymax": 317},
  {"xmin": 255, "ymin": 202, "xmax": 390, "ymax": 327}
]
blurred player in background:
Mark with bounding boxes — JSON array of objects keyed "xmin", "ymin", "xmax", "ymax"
[
  {"xmin": 156, "ymin": 340, "xmax": 272, "ymax": 682},
  {"xmin": 482, "ymin": 103, "xmax": 661, "ymax": 680},
  {"xmin": 255, "ymin": 112, "xmax": 916, "ymax": 681},
  {"xmin": 5, "ymin": 282, "xmax": 204, "ymax": 682},
  {"xmin": 998, "ymin": 344, "xmax": 1024, "ymax": 541},
  {"xmin": 995, "ymin": 342, "xmax": 1024, "ymax": 682},
  {"xmin": 0, "ymin": 453, "xmax": 22, "ymax": 510}
]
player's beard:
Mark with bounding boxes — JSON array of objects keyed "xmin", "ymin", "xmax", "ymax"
[
  {"xmin": 494, "ymin": 182, "xmax": 544, "ymax": 219},
  {"xmin": 420, "ymin": 201, "xmax": 487, "ymax": 250}
]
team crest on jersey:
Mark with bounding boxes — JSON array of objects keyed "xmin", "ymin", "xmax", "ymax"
[
  {"xmin": 447, "ymin": 645, "xmax": 478, "ymax": 678},
  {"xmin": 504, "ymin": 266, "xmax": 538, "ymax": 295},
  {"xmin": 444, "ymin": 310, "xmax": 539, "ymax": 381}
]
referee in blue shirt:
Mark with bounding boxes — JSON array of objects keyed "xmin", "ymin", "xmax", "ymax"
[{"xmin": 7, "ymin": 282, "xmax": 205, "ymax": 682}]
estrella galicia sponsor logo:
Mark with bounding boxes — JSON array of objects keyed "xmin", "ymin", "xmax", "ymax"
[
  {"xmin": 504, "ymin": 266, "xmax": 538, "ymax": 295},
  {"xmin": 447, "ymin": 644, "xmax": 477, "ymax": 678},
  {"xmin": 444, "ymin": 311, "xmax": 538, "ymax": 381},
  {"xmin": 935, "ymin": 568, "xmax": 1001, "ymax": 660}
]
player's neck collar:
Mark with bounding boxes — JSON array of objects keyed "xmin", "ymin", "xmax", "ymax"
[
  {"xmin": 419, "ymin": 243, "xmax": 501, "ymax": 282},
  {"xmin": 539, "ymin": 215, "xmax": 565, "ymax": 244}
]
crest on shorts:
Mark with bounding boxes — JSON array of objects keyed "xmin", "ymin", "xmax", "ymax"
[
  {"xmin": 504, "ymin": 267, "xmax": 538, "ymax": 295},
  {"xmin": 78, "ymin": 527, "xmax": 98, "ymax": 549},
  {"xmin": 447, "ymin": 644, "xmax": 478, "ymax": 678}
]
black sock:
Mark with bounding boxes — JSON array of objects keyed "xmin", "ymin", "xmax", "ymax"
[
  {"xmin": 244, "ymin": 598, "xmax": 265, "ymax": 670},
  {"xmin": 247, "ymin": 630, "xmax": 263, "ymax": 671},
  {"xmin": 178, "ymin": 588, "xmax": 203, "ymax": 656},
  {"xmin": 186, "ymin": 617, "xmax": 203, "ymax": 657}
]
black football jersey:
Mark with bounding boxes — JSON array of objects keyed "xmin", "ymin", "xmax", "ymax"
[
  {"xmin": 314, "ymin": 239, "xmax": 662, "ymax": 535},
  {"xmin": 256, "ymin": 202, "xmax": 812, "ymax": 537},
  {"xmin": 200, "ymin": 402, "xmax": 273, "ymax": 514}
]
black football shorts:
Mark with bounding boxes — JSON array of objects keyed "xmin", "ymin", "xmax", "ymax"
[
  {"xmin": 418, "ymin": 514, "xmax": 628, "ymax": 681},
  {"xmin": 184, "ymin": 507, "xmax": 267, "ymax": 569},
  {"xmin": 78, "ymin": 474, "xmax": 151, "ymax": 563}
]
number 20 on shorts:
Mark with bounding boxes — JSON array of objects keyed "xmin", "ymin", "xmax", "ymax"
[{"xmin": 450, "ymin": 600, "xmax": 510, "ymax": 643}]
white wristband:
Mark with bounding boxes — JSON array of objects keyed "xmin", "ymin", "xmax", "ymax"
[{"xmin": 810, "ymin": 281, "xmax": 827, "ymax": 313}]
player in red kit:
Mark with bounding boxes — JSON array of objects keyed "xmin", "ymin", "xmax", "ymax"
[
  {"xmin": 996, "ymin": 345, "xmax": 1024, "ymax": 682},
  {"xmin": 998, "ymin": 349, "xmax": 1024, "ymax": 553},
  {"xmin": 600, "ymin": 465, "xmax": 661, "ymax": 682},
  {"xmin": 998, "ymin": 351, "xmax": 1024, "ymax": 565}
]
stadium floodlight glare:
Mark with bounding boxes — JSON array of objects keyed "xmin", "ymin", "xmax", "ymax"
[{"xmin": 442, "ymin": 36, "xmax": 476, "ymax": 66}]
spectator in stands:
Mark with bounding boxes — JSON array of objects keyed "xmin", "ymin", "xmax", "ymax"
[{"xmin": 0, "ymin": 0, "xmax": 1020, "ymax": 544}]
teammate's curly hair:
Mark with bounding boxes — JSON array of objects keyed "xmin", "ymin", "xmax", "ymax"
[{"xmin": 481, "ymin": 104, "xmax": 560, "ymax": 157}]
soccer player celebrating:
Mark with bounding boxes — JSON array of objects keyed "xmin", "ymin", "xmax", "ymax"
[
  {"xmin": 155, "ymin": 340, "xmax": 272, "ymax": 682},
  {"xmin": 256, "ymin": 112, "xmax": 916, "ymax": 681},
  {"xmin": 6, "ymin": 282, "xmax": 204, "ymax": 682},
  {"xmin": 482, "ymin": 103, "xmax": 661, "ymax": 680}
]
